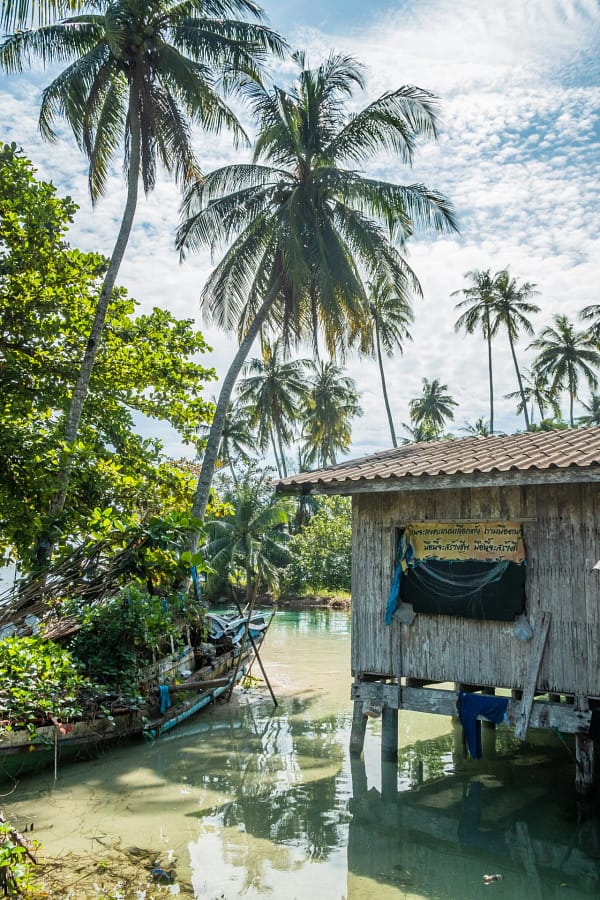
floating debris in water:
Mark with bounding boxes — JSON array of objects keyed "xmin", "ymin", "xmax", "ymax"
[{"xmin": 483, "ymin": 873, "xmax": 503, "ymax": 883}]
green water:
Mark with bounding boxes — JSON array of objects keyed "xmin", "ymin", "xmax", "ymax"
[{"xmin": 5, "ymin": 610, "xmax": 600, "ymax": 898}]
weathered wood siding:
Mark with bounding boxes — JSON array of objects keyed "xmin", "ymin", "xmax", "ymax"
[{"xmin": 351, "ymin": 483, "xmax": 600, "ymax": 695}]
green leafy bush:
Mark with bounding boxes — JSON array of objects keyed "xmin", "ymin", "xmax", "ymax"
[
  {"xmin": 0, "ymin": 637, "xmax": 92, "ymax": 733},
  {"xmin": 282, "ymin": 496, "xmax": 352, "ymax": 595}
]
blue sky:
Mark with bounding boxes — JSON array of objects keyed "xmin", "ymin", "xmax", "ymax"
[{"xmin": 1, "ymin": 0, "xmax": 600, "ymax": 462}]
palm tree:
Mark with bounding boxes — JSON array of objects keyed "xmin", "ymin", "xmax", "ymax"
[
  {"xmin": 196, "ymin": 399, "xmax": 257, "ymax": 484},
  {"xmin": 530, "ymin": 315, "xmax": 600, "ymax": 426},
  {"xmin": 301, "ymin": 361, "xmax": 362, "ymax": 468},
  {"xmin": 452, "ymin": 269, "xmax": 498, "ymax": 433},
  {"xmin": 460, "ymin": 418, "xmax": 491, "ymax": 436},
  {"xmin": 401, "ymin": 421, "xmax": 441, "ymax": 443},
  {"xmin": 357, "ymin": 275, "xmax": 413, "ymax": 448},
  {"xmin": 204, "ymin": 475, "xmax": 291, "ymax": 604},
  {"xmin": 578, "ymin": 393, "xmax": 600, "ymax": 427},
  {"xmin": 504, "ymin": 368, "xmax": 560, "ymax": 425},
  {"xmin": 490, "ymin": 269, "xmax": 540, "ymax": 430},
  {"xmin": 0, "ymin": 0, "xmax": 82, "ymax": 29},
  {"xmin": 237, "ymin": 340, "xmax": 311, "ymax": 477},
  {"xmin": 580, "ymin": 304, "xmax": 600, "ymax": 343},
  {"xmin": 177, "ymin": 51, "xmax": 457, "ymax": 532},
  {"xmin": 0, "ymin": 1, "xmax": 285, "ymax": 554},
  {"xmin": 409, "ymin": 377, "xmax": 457, "ymax": 438}
]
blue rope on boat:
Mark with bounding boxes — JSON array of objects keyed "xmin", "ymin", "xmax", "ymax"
[{"xmin": 159, "ymin": 684, "xmax": 172, "ymax": 714}]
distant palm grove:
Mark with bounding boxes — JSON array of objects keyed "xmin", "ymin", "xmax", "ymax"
[{"xmin": 1, "ymin": 1, "xmax": 599, "ymax": 604}]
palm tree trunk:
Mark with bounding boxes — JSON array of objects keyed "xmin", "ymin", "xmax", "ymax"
[
  {"xmin": 34, "ymin": 92, "xmax": 141, "ymax": 565},
  {"xmin": 375, "ymin": 317, "xmax": 397, "ymax": 447},
  {"xmin": 269, "ymin": 425, "xmax": 283, "ymax": 478},
  {"xmin": 508, "ymin": 331, "xmax": 530, "ymax": 430},
  {"xmin": 276, "ymin": 427, "xmax": 288, "ymax": 477},
  {"xmin": 189, "ymin": 281, "xmax": 281, "ymax": 546},
  {"xmin": 485, "ymin": 309, "xmax": 494, "ymax": 434}
]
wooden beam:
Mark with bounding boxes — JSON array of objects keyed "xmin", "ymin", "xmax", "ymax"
[{"xmin": 514, "ymin": 612, "xmax": 551, "ymax": 740}]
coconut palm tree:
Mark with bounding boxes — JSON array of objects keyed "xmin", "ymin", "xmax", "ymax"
[
  {"xmin": 0, "ymin": 0, "xmax": 82, "ymax": 29},
  {"xmin": 578, "ymin": 393, "xmax": 600, "ymax": 427},
  {"xmin": 357, "ymin": 275, "xmax": 413, "ymax": 448},
  {"xmin": 490, "ymin": 269, "xmax": 540, "ymax": 430},
  {"xmin": 504, "ymin": 368, "xmax": 560, "ymax": 425},
  {"xmin": 237, "ymin": 340, "xmax": 311, "ymax": 477},
  {"xmin": 530, "ymin": 315, "xmax": 600, "ymax": 426},
  {"xmin": 177, "ymin": 51, "xmax": 457, "ymax": 531},
  {"xmin": 452, "ymin": 269, "xmax": 499, "ymax": 433},
  {"xmin": 301, "ymin": 360, "xmax": 362, "ymax": 468},
  {"xmin": 409, "ymin": 377, "xmax": 457, "ymax": 438},
  {"xmin": 460, "ymin": 418, "xmax": 491, "ymax": 436},
  {"xmin": 580, "ymin": 304, "xmax": 600, "ymax": 343},
  {"xmin": 204, "ymin": 474, "xmax": 291, "ymax": 604},
  {"xmin": 196, "ymin": 399, "xmax": 257, "ymax": 484},
  {"xmin": 0, "ymin": 1, "xmax": 285, "ymax": 556}
]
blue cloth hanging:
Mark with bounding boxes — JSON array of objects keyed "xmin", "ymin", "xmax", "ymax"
[
  {"xmin": 385, "ymin": 561, "xmax": 402, "ymax": 625},
  {"xmin": 159, "ymin": 685, "xmax": 172, "ymax": 715},
  {"xmin": 458, "ymin": 692, "xmax": 508, "ymax": 759}
]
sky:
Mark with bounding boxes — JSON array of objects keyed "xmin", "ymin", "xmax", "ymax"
[{"xmin": 1, "ymin": 0, "xmax": 600, "ymax": 464}]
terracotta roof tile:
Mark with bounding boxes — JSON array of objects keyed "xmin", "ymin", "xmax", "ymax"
[{"xmin": 276, "ymin": 428, "xmax": 600, "ymax": 493}]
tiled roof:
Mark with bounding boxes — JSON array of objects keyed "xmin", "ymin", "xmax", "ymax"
[{"xmin": 276, "ymin": 427, "xmax": 600, "ymax": 494}]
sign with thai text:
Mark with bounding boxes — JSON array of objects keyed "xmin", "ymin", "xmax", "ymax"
[{"xmin": 405, "ymin": 521, "xmax": 525, "ymax": 563}]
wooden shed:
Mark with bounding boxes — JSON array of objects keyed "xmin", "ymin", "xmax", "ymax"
[{"xmin": 277, "ymin": 427, "xmax": 600, "ymax": 795}]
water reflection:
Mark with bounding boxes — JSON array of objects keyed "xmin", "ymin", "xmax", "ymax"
[{"xmin": 4, "ymin": 610, "xmax": 600, "ymax": 899}]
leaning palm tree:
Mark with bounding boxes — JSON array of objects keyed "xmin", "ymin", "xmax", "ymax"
[
  {"xmin": 504, "ymin": 368, "xmax": 560, "ymax": 425},
  {"xmin": 237, "ymin": 339, "xmax": 311, "ymax": 477},
  {"xmin": 177, "ymin": 51, "xmax": 457, "ymax": 531},
  {"xmin": 301, "ymin": 360, "xmax": 362, "ymax": 468},
  {"xmin": 409, "ymin": 377, "xmax": 457, "ymax": 437},
  {"xmin": 490, "ymin": 269, "xmax": 540, "ymax": 430},
  {"xmin": 356, "ymin": 275, "xmax": 413, "ymax": 448},
  {"xmin": 530, "ymin": 315, "xmax": 600, "ymax": 426},
  {"xmin": 453, "ymin": 269, "xmax": 499, "ymax": 433},
  {"xmin": 0, "ymin": 1, "xmax": 285, "ymax": 556}
]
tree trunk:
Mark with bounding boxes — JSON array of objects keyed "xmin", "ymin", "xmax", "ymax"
[
  {"xmin": 485, "ymin": 308, "xmax": 494, "ymax": 433},
  {"xmin": 269, "ymin": 424, "xmax": 283, "ymax": 478},
  {"xmin": 189, "ymin": 282, "xmax": 281, "ymax": 548},
  {"xmin": 34, "ymin": 90, "xmax": 141, "ymax": 566},
  {"xmin": 508, "ymin": 331, "xmax": 530, "ymax": 430},
  {"xmin": 375, "ymin": 317, "xmax": 397, "ymax": 448},
  {"xmin": 276, "ymin": 426, "xmax": 288, "ymax": 477}
]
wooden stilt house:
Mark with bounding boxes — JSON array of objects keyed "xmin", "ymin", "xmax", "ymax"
[{"xmin": 277, "ymin": 428, "xmax": 600, "ymax": 795}]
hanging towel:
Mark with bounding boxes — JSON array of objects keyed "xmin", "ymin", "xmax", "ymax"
[
  {"xmin": 458, "ymin": 692, "xmax": 509, "ymax": 759},
  {"xmin": 159, "ymin": 685, "xmax": 172, "ymax": 715}
]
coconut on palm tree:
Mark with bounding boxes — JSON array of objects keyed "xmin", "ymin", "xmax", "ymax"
[
  {"xmin": 408, "ymin": 377, "xmax": 457, "ymax": 438},
  {"xmin": 237, "ymin": 340, "xmax": 311, "ymax": 477},
  {"xmin": 301, "ymin": 360, "xmax": 362, "ymax": 468},
  {"xmin": 530, "ymin": 314, "xmax": 600, "ymax": 426},
  {"xmin": 357, "ymin": 275, "xmax": 413, "ymax": 448},
  {"xmin": 490, "ymin": 269, "xmax": 540, "ymax": 430},
  {"xmin": 0, "ymin": 0, "xmax": 285, "ymax": 559},
  {"xmin": 453, "ymin": 269, "xmax": 499, "ymax": 433},
  {"xmin": 177, "ymin": 51, "xmax": 457, "ymax": 532}
]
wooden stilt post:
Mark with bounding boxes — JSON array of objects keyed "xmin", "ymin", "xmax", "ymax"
[
  {"xmin": 381, "ymin": 705, "xmax": 398, "ymax": 761},
  {"xmin": 350, "ymin": 697, "xmax": 368, "ymax": 757},
  {"xmin": 575, "ymin": 734, "xmax": 595, "ymax": 797}
]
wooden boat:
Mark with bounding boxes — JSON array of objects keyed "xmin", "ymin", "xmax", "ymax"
[{"xmin": 0, "ymin": 611, "xmax": 269, "ymax": 782}]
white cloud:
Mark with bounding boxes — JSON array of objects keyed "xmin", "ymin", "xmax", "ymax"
[{"xmin": 1, "ymin": 0, "xmax": 599, "ymax": 465}]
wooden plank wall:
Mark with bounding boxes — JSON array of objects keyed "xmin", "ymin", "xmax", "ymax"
[{"xmin": 351, "ymin": 483, "xmax": 600, "ymax": 695}]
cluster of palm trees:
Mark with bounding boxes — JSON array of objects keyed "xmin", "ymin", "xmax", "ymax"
[
  {"xmin": 200, "ymin": 341, "xmax": 361, "ymax": 479},
  {"xmin": 453, "ymin": 268, "xmax": 600, "ymax": 432},
  {"xmin": 1, "ymin": 1, "xmax": 457, "ymax": 560}
]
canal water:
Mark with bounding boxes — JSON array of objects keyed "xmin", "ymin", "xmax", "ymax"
[{"xmin": 5, "ymin": 609, "xmax": 600, "ymax": 898}]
